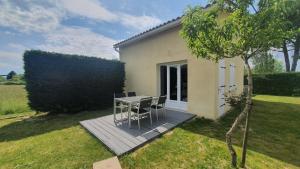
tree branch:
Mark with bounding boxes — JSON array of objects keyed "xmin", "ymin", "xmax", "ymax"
[{"xmin": 250, "ymin": 4, "xmax": 258, "ymax": 13}]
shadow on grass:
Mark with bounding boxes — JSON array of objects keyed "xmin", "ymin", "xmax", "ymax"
[
  {"xmin": 180, "ymin": 99, "xmax": 300, "ymax": 167},
  {"xmin": 0, "ymin": 108, "xmax": 112, "ymax": 142}
]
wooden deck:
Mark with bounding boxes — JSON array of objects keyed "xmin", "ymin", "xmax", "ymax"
[{"xmin": 80, "ymin": 109, "xmax": 195, "ymax": 156}]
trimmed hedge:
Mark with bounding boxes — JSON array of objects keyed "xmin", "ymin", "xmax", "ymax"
[
  {"xmin": 24, "ymin": 50, "xmax": 125, "ymax": 113},
  {"xmin": 244, "ymin": 72, "xmax": 300, "ymax": 96}
]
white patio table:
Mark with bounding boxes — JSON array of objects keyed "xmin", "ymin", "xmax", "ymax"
[{"xmin": 114, "ymin": 96, "xmax": 158, "ymax": 128}]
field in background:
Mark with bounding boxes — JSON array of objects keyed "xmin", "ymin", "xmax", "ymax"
[{"xmin": 0, "ymin": 85, "xmax": 30, "ymax": 115}]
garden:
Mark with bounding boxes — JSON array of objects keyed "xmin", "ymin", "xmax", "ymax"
[
  {"xmin": 1, "ymin": 0, "xmax": 300, "ymax": 168},
  {"xmin": 0, "ymin": 50, "xmax": 299, "ymax": 168},
  {"xmin": 0, "ymin": 86, "xmax": 299, "ymax": 168}
]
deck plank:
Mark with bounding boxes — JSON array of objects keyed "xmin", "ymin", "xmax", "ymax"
[
  {"xmin": 80, "ymin": 121, "xmax": 126, "ymax": 155},
  {"xmin": 92, "ymin": 119, "xmax": 138, "ymax": 148},
  {"xmin": 98, "ymin": 118, "xmax": 145, "ymax": 144},
  {"xmin": 80, "ymin": 109, "xmax": 195, "ymax": 155}
]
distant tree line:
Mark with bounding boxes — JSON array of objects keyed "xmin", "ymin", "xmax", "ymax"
[{"xmin": 0, "ymin": 71, "xmax": 25, "ymax": 85}]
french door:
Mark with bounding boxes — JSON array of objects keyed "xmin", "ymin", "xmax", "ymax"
[{"xmin": 160, "ymin": 63, "xmax": 187, "ymax": 111}]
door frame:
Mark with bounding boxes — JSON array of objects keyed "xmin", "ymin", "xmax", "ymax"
[{"xmin": 159, "ymin": 62, "xmax": 187, "ymax": 111}]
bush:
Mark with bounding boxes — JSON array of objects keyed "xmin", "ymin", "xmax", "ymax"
[
  {"xmin": 225, "ymin": 92, "xmax": 247, "ymax": 111},
  {"xmin": 0, "ymin": 75, "xmax": 26, "ymax": 85},
  {"xmin": 24, "ymin": 50, "xmax": 125, "ymax": 113},
  {"xmin": 244, "ymin": 72, "xmax": 300, "ymax": 96}
]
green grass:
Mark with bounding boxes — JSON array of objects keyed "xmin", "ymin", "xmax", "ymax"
[
  {"xmin": 0, "ymin": 87, "xmax": 299, "ymax": 169},
  {"xmin": 0, "ymin": 110, "xmax": 113, "ymax": 169},
  {"xmin": 120, "ymin": 95, "xmax": 300, "ymax": 169},
  {"xmin": 0, "ymin": 85, "xmax": 30, "ymax": 115}
]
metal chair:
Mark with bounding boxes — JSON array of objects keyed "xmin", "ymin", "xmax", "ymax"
[
  {"xmin": 132, "ymin": 97, "xmax": 153, "ymax": 130},
  {"xmin": 127, "ymin": 92, "xmax": 136, "ymax": 97},
  {"xmin": 151, "ymin": 96, "xmax": 167, "ymax": 121},
  {"xmin": 114, "ymin": 93, "xmax": 128, "ymax": 121}
]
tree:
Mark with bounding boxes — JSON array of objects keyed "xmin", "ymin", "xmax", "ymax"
[
  {"xmin": 6, "ymin": 71, "xmax": 16, "ymax": 80},
  {"xmin": 181, "ymin": 1, "xmax": 286, "ymax": 167},
  {"xmin": 277, "ymin": 0, "xmax": 300, "ymax": 71},
  {"xmin": 252, "ymin": 52, "xmax": 284, "ymax": 74}
]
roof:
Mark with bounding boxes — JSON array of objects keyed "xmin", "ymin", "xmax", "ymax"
[
  {"xmin": 113, "ymin": 16, "xmax": 182, "ymax": 48},
  {"xmin": 113, "ymin": 4, "xmax": 212, "ymax": 49}
]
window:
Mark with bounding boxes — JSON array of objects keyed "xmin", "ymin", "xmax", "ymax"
[
  {"xmin": 160, "ymin": 66, "xmax": 167, "ymax": 96},
  {"xmin": 180, "ymin": 64, "xmax": 187, "ymax": 102}
]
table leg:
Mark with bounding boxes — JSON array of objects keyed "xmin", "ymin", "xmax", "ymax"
[
  {"xmin": 113, "ymin": 99, "xmax": 116, "ymax": 122},
  {"xmin": 128, "ymin": 102, "xmax": 131, "ymax": 128}
]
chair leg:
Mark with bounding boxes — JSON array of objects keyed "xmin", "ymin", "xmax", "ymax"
[
  {"xmin": 156, "ymin": 108, "xmax": 158, "ymax": 121},
  {"xmin": 164, "ymin": 107, "xmax": 166, "ymax": 120},
  {"xmin": 138, "ymin": 115, "xmax": 140, "ymax": 130},
  {"xmin": 149, "ymin": 112, "xmax": 152, "ymax": 126},
  {"xmin": 120, "ymin": 107, "xmax": 123, "ymax": 121}
]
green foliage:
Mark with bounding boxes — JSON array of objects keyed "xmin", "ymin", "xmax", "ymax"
[
  {"xmin": 279, "ymin": 0, "xmax": 300, "ymax": 39},
  {"xmin": 276, "ymin": 0, "xmax": 300, "ymax": 71},
  {"xmin": 181, "ymin": 1, "xmax": 290, "ymax": 167},
  {"xmin": 0, "ymin": 74, "xmax": 25, "ymax": 85},
  {"xmin": 180, "ymin": 2, "xmax": 287, "ymax": 62},
  {"xmin": 245, "ymin": 72, "xmax": 300, "ymax": 96},
  {"xmin": 24, "ymin": 50, "xmax": 125, "ymax": 114},
  {"xmin": 6, "ymin": 71, "xmax": 16, "ymax": 80},
  {"xmin": 225, "ymin": 92, "xmax": 247, "ymax": 111},
  {"xmin": 252, "ymin": 52, "xmax": 284, "ymax": 74}
]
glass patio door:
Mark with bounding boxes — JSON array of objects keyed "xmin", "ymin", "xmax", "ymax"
[{"xmin": 160, "ymin": 63, "xmax": 187, "ymax": 111}]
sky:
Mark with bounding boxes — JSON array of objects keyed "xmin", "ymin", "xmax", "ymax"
[
  {"xmin": 0, "ymin": 0, "xmax": 207, "ymax": 75},
  {"xmin": 0, "ymin": 0, "xmax": 298, "ymax": 75}
]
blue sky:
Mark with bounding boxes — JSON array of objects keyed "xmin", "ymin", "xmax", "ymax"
[{"xmin": 0, "ymin": 0, "xmax": 207, "ymax": 75}]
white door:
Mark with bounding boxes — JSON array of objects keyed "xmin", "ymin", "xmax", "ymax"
[
  {"xmin": 218, "ymin": 59, "xmax": 226, "ymax": 116},
  {"xmin": 160, "ymin": 64, "xmax": 187, "ymax": 111}
]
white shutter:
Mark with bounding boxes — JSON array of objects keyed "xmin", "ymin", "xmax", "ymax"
[
  {"xmin": 229, "ymin": 63, "xmax": 236, "ymax": 92},
  {"xmin": 218, "ymin": 59, "xmax": 226, "ymax": 116}
]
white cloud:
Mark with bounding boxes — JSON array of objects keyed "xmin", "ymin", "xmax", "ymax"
[
  {"xmin": 61, "ymin": 0, "xmax": 118, "ymax": 22},
  {"xmin": 59, "ymin": 0, "xmax": 161, "ymax": 31},
  {"xmin": 0, "ymin": 51, "xmax": 24, "ymax": 74},
  {"xmin": 0, "ymin": 0, "xmax": 162, "ymax": 33},
  {"xmin": 119, "ymin": 14, "xmax": 162, "ymax": 31},
  {"xmin": 0, "ymin": 0, "xmax": 162, "ymax": 71},
  {"xmin": 0, "ymin": 0, "xmax": 63, "ymax": 33},
  {"xmin": 38, "ymin": 27, "xmax": 118, "ymax": 59},
  {"xmin": 8, "ymin": 43, "xmax": 28, "ymax": 51}
]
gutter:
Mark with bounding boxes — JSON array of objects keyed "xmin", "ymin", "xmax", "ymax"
[{"xmin": 113, "ymin": 17, "xmax": 182, "ymax": 49}]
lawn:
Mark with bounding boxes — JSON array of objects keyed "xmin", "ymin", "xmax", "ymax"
[
  {"xmin": 0, "ymin": 85, "xmax": 30, "ymax": 115},
  {"xmin": 121, "ymin": 95, "xmax": 300, "ymax": 169},
  {"xmin": 0, "ymin": 86, "xmax": 299, "ymax": 169},
  {"xmin": 0, "ymin": 110, "xmax": 113, "ymax": 169}
]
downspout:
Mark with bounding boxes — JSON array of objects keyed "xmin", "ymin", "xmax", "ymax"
[{"xmin": 114, "ymin": 47, "xmax": 119, "ymax": 53}]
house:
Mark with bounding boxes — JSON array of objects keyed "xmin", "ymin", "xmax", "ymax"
[{"xmin": 113, "ymin": 16, "xmax": 244, "ymax": 120}]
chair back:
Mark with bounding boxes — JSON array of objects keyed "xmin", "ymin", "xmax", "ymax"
[
  {"xmin": 127, "ymin": 92, "xmax": 136, "ymax": 97},
  {"xmin": 114, "ymin": 93, "xmax": 126, "ymax": 98},
  {"xmin": 157, "ymin": 96, "xmax": 167, "ymax": 105},
  {"xmin": 138, "ymin": 97, "xmax": 152, "ymax": 112}
]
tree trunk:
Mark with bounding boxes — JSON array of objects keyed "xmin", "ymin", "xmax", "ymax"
[
  {"xmin": 291, "ymin": 36, "xmax": 300, "ymax": 71},
  {"xmin": 241, "ymin": 60, "xmax": 253, "ymax": 168},
  {"xmin": 282, "ymin": 41, "xmax": 290, "ymax": 72},
  {"xmin": 226, "ymin": 59, "xmax": 253, "ymax": 168}
]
